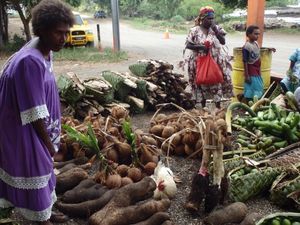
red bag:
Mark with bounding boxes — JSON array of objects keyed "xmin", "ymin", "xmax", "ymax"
[{"xmin": 195, "ymin": 53, "xmax": 224, "ymax": 85}]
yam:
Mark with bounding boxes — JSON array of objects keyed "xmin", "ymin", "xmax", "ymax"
[
  {"xmin": 204, "ymin": 202, "xmax": 248, "ymax": 225},
  {"xmin": 240, "ymin": 212, "xmax": 262, "ymax": 225},
  {"xmin": 56, "ymin": 189, "xmax": 115, "ymax": 218},
  {"xmin": 62, "ymin": 179, "xmax": 108, "ymax": 204},
  {"xmin": 121, "ymin": 177, "xmax": 133, "ymax": 187},
  {"xmin": 56, "ymin": 167, "xmax": 89, "ymax": 194},
  {"xmin": 131, "ymin": 212, "xmax": 170, "ymax": 225},
  {"xmin": 54, "ymin": 157, "xmax": 88, "ymax": 169}
]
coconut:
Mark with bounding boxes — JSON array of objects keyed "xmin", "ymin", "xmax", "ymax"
[
  {"xmin": 161, "ymin": 142, "xmax": 174, "ymax": 155},
  {"xmin": 140, "ymin": 147, "xmax": 154, "ymax": 165},
  {"xmin": 106, "ymin": 174, "xmax": 122, "ymax": 189},
  {"xmin": 111, "ymin": 106, "xmax": 127, "ymax": 120},
  {"xmin": 121, "ymin": 177, "xmax": 133, "ymax": 187},
  {"xmin": 184, "ymin": 144, "xmax": 195, "ymax": 156},
  {"xmin": 174, "ymin": 144, "xmax": 185, "ymax": 156},
  {"xmin": 182, "ymin": 131, "xmax": 200, "ymax": 146},
  {"xmin": 170, "ymin": 133, "xmax": 182, "ymax": 146},
  {"xmin": 116, "ymin": 164, "xmax": 129, "ymax": 177},
  {"xmin": 162, "ymin": 126, "xmax": 175, "ymax": 139},
  {"xmin": 127, "ymin": 167, "xmax": 142, "ymax": 182},
  {"xmin": 149, "ymin": 124, "xmax": 165, "ymax": 136},
  {"xmin": 108, "ymin": 127, "xmax": 120, "ymax": 137},
  {"xmin": 106, "ymin": 148, "xmax": 119, "ymax": 163},
  {"xmin": 155, "ymin": 113, "xmax": 167, "ymax": 121},
  {"xmin": 144, "ymin": 162, "xmax": 157, "ymax": 176},
  {"xmin": 141, "ymin": 136, "xmax": 157, "ymax": 146}
]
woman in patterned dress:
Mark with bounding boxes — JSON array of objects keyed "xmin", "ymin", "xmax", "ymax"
[
  {"xmin": 0, "ymin": 0, "xmax": 74, "ymax": 224},
  {"xmin": 185, "ymin": 6, "xmax": 234, "ymax": 109}
]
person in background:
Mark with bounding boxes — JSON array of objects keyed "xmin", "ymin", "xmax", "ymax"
[
  {"xmin": 183, "ymin": 6, "xmax": 234, "ymax": 109},
  {"xmin": 0, "ymin": 0, "xmax": 74, "ymax": 224},
  {"xmin": 241, "ymin": 25, "xmax": 263, "ymax": 103},
  {"xmin": 280, "ymin": 48, "xmax": 300, "ymax": 93}
]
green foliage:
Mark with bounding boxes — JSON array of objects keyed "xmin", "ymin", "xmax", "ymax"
[
  {"xmin": 54, "ymin": 47, "xmax": 128, "ymax": 62},
  {"xmin": 122, "ymin": 120, "xmax": 140, "ymax": 166},
  {"xmin": 176, "ymin": 0, "xmax": 228, "ymax": 22},
  {"xmin": 170, "ymin": 15, "xmax": 185, "ymax": 23},
  {"xmin": 65, "ymin": 0, "xmax": 82, "ymax": 7},
  {"xmin": 147, "ymin": 0, "xmax": 181, "ymax": 19},
  {"xmin": 119, "ymin": 0, "xmax": 143, "ymax": 17},
  {"xmin": 1, "ymin": 34, "xmax": 26, "ymax": 53},
  {"xmin": 137, "ymin": 0, "xmax": 160, "ymax": 19},
  {"xmin": 266, "ymin": 0, "xmax": 297, "ymax": 7},
  {"xmin": 62, "ymin": 123, "xmax": 102, "ymax": 157}
]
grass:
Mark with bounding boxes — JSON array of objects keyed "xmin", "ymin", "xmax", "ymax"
[{"xmin": 53, "ymin": 47, "xmax": 128, "ymax": 62}]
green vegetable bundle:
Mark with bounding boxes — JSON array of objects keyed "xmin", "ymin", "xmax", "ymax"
[
  {"xmin": 228, "ymin": 164, "xmax": 282, "ymax": 202},
  {"xmin": 57, "ymin": 74, "xmax": 85, "ymax": 105},
  {"xmin": 129, "ymin": 62, "xmax": 150, "ymax": 77},
  {"xmin": 223, "ymin": 151, "xmax": 267, "ymax": 173},
  {"xmin": 270, "ymin": 165, "xmax": 300, "ymax": 208}
]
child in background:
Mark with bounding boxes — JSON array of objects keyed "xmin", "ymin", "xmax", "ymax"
[{"xmin": 242, "ymin": 25, "xmax": 263, "ymax": 103}]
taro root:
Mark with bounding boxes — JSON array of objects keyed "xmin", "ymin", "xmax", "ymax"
[
  {"xmin": 106, "ymin": 148, "xmax": 119, "ymax": 163},
  {"xmin": 111, "ymin": 106, "xmax": 128, "ymax": 120},
  {"xmin": 174, "ymin": 144, "xmax": 185, "ymax": 156}
]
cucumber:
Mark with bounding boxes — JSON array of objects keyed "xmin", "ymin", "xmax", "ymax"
[
  {"xmin": 273, "ymin": 140, "xmax": 288, "ymax": 149},
  {"xmin": 237, "ymin": 138, "xmax": 249, "ymax": 147},
  {"xmin": 268, "ymin": 107, "xmax": 276, "ymax": 120}
]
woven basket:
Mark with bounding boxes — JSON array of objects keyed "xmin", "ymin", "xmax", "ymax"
[
  {"xmin": 228, "ymin": 163, "xmax": 282, "ymax": 202},
  {"xmin": 270, "ymin": 169, "xmax": 300, "ymax": 208},
  {"xmin": 256, "ymin": 212, "xmax": 300, "ymax": 225},
  {"xmin": 288, "ymin": 189, "xmax": 300, "ymax": 211}
]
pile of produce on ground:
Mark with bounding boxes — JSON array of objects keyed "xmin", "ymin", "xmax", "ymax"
[
  {"xmin": 57, "ymin": 59, "xmax": 195, "ymax": 119},
  {"xmin": 256, "ymin": 212, "xmax": 300, "ymax": 225}
]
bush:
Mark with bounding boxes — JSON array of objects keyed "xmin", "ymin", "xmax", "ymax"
[
  {"xmin": 176, "ymin": 0, "xmax": 230, "ymax": 23},
  {"xmin": 170, "ymin": 15, "xmax": 185, "ymax": 23},
  {"xmin": 2, "ymin": 34, "xmax": 26, "ymax": 53}
]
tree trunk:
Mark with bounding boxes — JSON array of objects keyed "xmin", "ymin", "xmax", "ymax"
[
  {"xmin": 11, "ymin": 1, "xmax": 31, "ymax": 41},
  {"xmin": 0, "ymin": 0, "xmax": 8, "ymax": 48}
]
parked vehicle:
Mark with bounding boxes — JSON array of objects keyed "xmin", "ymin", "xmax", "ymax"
[
  {"xmin": 65, "ymin": 12, "xmax": 94, "ymax": 47},
  {"xmin": 94, "ymin": 10, "xmax": 106, "ymax": 19}
]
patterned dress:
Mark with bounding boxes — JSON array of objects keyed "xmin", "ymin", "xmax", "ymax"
[
  {"xmin": 0, "ymin": 41, "xmax": 60, "ymax": 221},
  {"xmin": 185, "ymin": 26, "xmax": 234, "ymax": 103}
]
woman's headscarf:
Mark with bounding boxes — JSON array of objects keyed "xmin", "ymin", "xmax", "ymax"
[{"xmin": 195, "ymin": 6, "xmax": 215, "ymax": 26}]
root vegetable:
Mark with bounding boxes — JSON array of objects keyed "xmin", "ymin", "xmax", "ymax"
[
  {"xmin": 54, "ymin": 157, "xmax": 89, "ymax": 169},
  {"xmin": 56, "ymin": 168, "xmax": 89, "ymax": 194},
  {"xmin": 58, "ymin": 162, "xmax": 91, "ymax": 174},
  {"xmin": 116, "ymin": 164, "xmax": 129, "ymax": 177},
  {"xmin": 111, "ymin": 106, "xmax": 128, "ymax": 120},
  {"xmin": 106, "ymin": 174, "xmax": 122, "ymax": 189},
  {"xmin": 240, "ymin": 212, "xmax": 262, "ymax": 225},
  {"xmin": 89, "ymin": 177, "xmax": 170, "ymax": 225},
  {"xmin": 53, "ymin": 152, "xmax": 65, "ymax": 162},
  {"xmin": 204, "ymin": 202, "xmax": 248, "ymax": 225},
  {"xmin": 155, "ymin": 113, "xmax": 167, "ymax": 121},
  {"xmin": 131, "ymin": 212, "xmax": 170, "ymax": 225},
  {"xmin": 62, "ymin": 179, "xmax": 108, "ymax": 204},
  {"xmin": 127, "ymin": 167, "xmax": 142, "ymax": 182},
  {"xmin": 56, "ymin": 189, "xmax": 116, "ymax": 218}
]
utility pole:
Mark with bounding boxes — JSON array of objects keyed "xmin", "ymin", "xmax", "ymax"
[
  {"xmin": 111, "ymin": 0, "xmax": 120, "ymax": 51},
  {"xmin": 247, "ymin": 0, "xmax": 265, "ymax": 47}
]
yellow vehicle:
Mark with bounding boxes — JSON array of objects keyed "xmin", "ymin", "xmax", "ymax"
[{"xmin": 65, "ymin": 12, "xmax": 94, "ymax": 47}]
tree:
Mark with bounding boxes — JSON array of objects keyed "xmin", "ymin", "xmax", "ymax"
[
  {"xmin": 119, "ymin": 0, "xmax": 143, "ymax": 17},
  {"xmin": 8, "ymin": 0, "xmax": 81, "ymax": 42},
  {"xmin": 147, "ymin": 0, "xmax": 181, "ymax": 19},
  {"xmin": 0, "ymin": 0, "xmax": 9, "ymax": 48}
]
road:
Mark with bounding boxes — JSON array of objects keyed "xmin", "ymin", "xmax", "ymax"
[
  {"xmin": 90, "ymin": 18, "xmax": 299, "ymax": 76},
  {"xmin": 1, "ymin": 18, "xmax": 299, "ymax": 77}
]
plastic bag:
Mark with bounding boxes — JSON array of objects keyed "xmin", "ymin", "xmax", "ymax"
[{"xmin": 195, "ymin": 53, "xmax": 224, "ymax": 85}]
